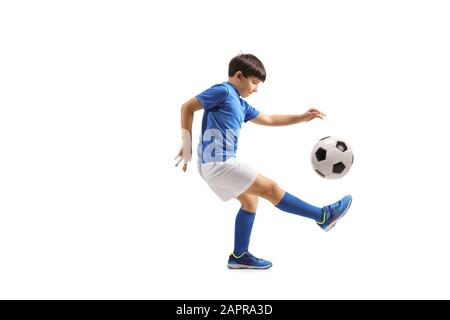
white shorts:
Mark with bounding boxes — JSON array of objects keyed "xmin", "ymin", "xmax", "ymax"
[{"xmin": 197, "ymin": 158, "xmax": 258, "ymax": 201}]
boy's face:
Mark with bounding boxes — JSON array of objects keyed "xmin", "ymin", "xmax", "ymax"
[{"xmin": 236, "ymin": 72, "xmax": 261, "ymax": 98}]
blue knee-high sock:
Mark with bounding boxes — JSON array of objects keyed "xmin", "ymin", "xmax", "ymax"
[
  {"xmin": 234, "ymin": 208, "xmax": 256, "ymax": 256},
  {"xmin": 275, "ymin": 192, "xmax": 323, "ymax": 221}
]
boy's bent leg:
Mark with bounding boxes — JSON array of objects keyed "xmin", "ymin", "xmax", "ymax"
[
  {"xmin": 244, "ymin": 174, "xmax": 323, "ymax": 221},
  {"xmin": 242, "ymin": 174, "xmax": 285, "ymax": 205}
]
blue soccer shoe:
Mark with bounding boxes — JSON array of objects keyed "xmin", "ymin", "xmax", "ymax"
[
  {"xmin": 317, "ymin": 195, "xmax": 353, "ymax": 232},
  {"xmin": 227, "ymin": 252, "xmax": 272, "ymax": 270}
]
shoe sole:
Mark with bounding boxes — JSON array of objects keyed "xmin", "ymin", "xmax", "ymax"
[
  {"xmin": 227, "ymin": 263, "xmax": 272, "ymax": 270},
  {"xmin": 323, "ymin": 197, "xmax": 352, "ymax": 232}
]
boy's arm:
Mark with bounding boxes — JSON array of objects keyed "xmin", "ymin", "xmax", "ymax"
[
  {"xmin": 175, "ymin": 97, "xmax": 203, "ymax": 172},
  {"xmin": 251, "ymin": 108, "xmax": 326, "ymax": 126}
]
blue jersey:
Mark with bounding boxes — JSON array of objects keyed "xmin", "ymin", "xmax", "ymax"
[{"xmin": 196, "ymin": 82, "xmax": 260, "ymax": 163}]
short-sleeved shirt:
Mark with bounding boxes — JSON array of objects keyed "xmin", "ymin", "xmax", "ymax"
[{"xmin": 196, "ymin": 82, "xmax": 260, "ymax": 163}]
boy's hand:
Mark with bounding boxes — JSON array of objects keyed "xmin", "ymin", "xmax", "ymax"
[
  {"xmin": 302, "ymin": 108, "xmax": 326, "ymax": 121},
  {"xmin": 175, "ymin": 129, "xmax": 192, "ymax": 172},
  {"xmin": 174, "ymin": 145, "xmax": 192, "ymax": 172}
]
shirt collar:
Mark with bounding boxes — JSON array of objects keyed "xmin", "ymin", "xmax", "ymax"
[{"xmin": 226, "ymin": 82, "xmax": 240, "ymax": 97}]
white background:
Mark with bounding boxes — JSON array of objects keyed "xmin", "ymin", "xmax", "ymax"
[{"xmin": 1, "ymin": 0, "xmax": 449, "ymax": 299}]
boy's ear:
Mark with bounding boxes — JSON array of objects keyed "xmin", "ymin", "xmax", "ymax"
[{"xmin": 236, "ymin": 71, "xmax": 244, "ymax": 80}]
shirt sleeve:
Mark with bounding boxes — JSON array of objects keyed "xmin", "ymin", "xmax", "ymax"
[
  {"xmin": 243, "ymin": 100, "xmax": 260, "ymax": 122},
  {"xmin": 195, "ymin": 84, "xmax": 229, "ymax": 111}
]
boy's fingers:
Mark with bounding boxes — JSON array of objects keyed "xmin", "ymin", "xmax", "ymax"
[
  {"xmin": 310, "ymin": 108, "xmax": 326, "ymax": 116},
  {"xmin": 175, "ymin": 157, "xmax": 182, "ymax": 167},
  {"xmin": 183, "ymin": 163, "xmax": 188, "ymax": 172},
  {"xmin": 313, "ymin": 113, "xmax": 323, "ymax": 120}
]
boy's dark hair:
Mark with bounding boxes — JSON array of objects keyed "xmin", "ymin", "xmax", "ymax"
[{"xmin": 228, "ymin": 54, "xmax": 266, "ymax": 82}]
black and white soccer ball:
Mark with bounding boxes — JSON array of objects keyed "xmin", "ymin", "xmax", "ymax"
[{"xmin": 311, "ymin": 136, "xmax": 354, "ymax": 179}]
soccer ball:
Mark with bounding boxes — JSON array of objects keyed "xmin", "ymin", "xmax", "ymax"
[{"xmin": 311, "ymin": 136, "xmax": 354, "ymax": 179}]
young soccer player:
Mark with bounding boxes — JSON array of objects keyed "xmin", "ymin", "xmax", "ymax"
[{"xmin": 175, "ymin": 54, "xmax": 352, "ymax": 269}]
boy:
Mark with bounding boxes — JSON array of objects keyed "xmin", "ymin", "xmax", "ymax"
[{"xmin": 175, "ymin": 54, "xmax": 352, "ymax": 269}]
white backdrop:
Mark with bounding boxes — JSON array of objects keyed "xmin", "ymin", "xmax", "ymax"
[{"xmin": 1, "ymin": 0, "xmax": 449, "ymax": 299}]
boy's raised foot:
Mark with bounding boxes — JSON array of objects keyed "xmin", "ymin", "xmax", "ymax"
[{"xmin": 317, "ymin": 195, "xmax": 353, "ymax": 232}]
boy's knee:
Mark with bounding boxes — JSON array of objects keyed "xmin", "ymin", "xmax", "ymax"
[
  {"xmin": 259, "ymin": 181, "xmax": 284, "ymax": 204},
  {"xmin": 239, "ymin": 195, "xmax": 258, "ymax": 212},
  {"xmin": 262, "ymin": 181, "xmax": 280, "ymax": 197}
]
